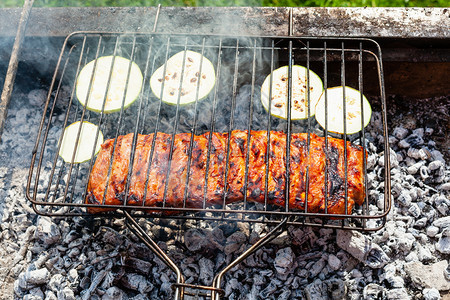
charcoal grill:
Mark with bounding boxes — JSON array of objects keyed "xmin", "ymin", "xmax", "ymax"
[{"xmin": 23, "ymin": 7, "xmax": 391, "ymax": 299}]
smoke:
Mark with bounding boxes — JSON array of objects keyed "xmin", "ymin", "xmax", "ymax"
[{"xmin": 63, "ymin": 7, "xmax": 290, "ymax": 138}]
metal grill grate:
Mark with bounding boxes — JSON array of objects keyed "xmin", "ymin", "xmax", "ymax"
[{"xmin": 27, "ymin": 32, "xmax": 390, "ymax": 231}]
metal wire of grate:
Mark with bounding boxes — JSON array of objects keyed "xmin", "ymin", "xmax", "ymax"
[{"xmin": 26, "ymin": 32, "xmax": 391, "ymax": 232}]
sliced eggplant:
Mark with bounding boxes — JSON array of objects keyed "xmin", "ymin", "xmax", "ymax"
[
  {"xmin": 76, "ymin": 56, "xmax": 143, "ymax": 113},
  {"xmin": 315, "ymin": 86, "xmax": 372, "ymax": 134},
  {"xmin": 260, "ymin": 65, "xmax": 324, "ymax": 120},
  {"xmin": 59, "ymin": 121, "xmax": 103, "ymax": 163},
  {"xmin": 150, "ymin": 50, "xmax": 216, "ymax": 105}
]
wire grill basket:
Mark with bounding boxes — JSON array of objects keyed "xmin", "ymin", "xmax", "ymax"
[{"xmin": 27, "ymin": 31, "xmax": 390, "ymax": 232}]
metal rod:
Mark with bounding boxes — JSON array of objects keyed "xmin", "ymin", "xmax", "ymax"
[
  {"xmin": 202, "ymin": 38, "xmax": 223, "ymax": 209},
  {"xmin": 263, "ymin": 40, "xmax": 275, "ymax": 219},
  {"xmin": 285, "ymin": 41, "xmax": 293, "ymax": 213},
  {"xmin": 242, "ymin": 38, "xmax": 258, "ymax": 214},
  {"xmin": 288, "ymin": 7, "xmax": 293, "ymax": 36},
  {"xmin": 376, "ymin": 41, "xmax": 392, "ymax": 215},
  {"xmin": 323, "ymin": 41, "xmax": 329, "ymax": 215},
  {"xmin": 171, "ymin": 283, "xmax": 224, "ymax": 297},
  {"xmin": 304, "ymin": 41, "xmax": 311, "ymax": 214},
  {"xmin": 153, "ymin": 4, "xmax": 161, "ymax": 32},
  {"xmin": 0, "ymin": 0, "xmax": 34, "ymax": 141},
  {"xmin": 182, "ymin": 38, "xmax": 206, "ymax": 208},
  {"xmin": 221, "ymin": 38, "xmax": 240, "ymax": 216},
  {"xmin": 341, "ymin": 42, "xmax": 349, "ymax": 220},
  {"xmin": 359, "ymin": 42, "xmax": 368, "ymax": 229}
]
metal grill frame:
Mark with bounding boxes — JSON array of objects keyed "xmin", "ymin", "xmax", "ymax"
[{"xmin": 26, "ymin": 31, "xmax": 391, "ymax": 232}]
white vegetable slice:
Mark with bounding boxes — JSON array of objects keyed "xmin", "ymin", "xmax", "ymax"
[
  {"xmin": 150, "ymin": 50, "xmax": 216, "ymax": 105},
  {"xmin": 315, "ymin": 86, "xmax": 372, "ymax": 134},
  {"xmin": 76, "ymin": 56, "xmax": 143, "ymax": 113},
  {"xmin": 260, "ymin": 65, "xmax": 324, "ymax": 120},
  {"xmin": 59, "ymin": 121, "xmax": 104, "ymax": 163}
]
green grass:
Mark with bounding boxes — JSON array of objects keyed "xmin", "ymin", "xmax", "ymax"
[{"xmin": 1, "ymin": 0, "xmax": 447, "ymax": 7}]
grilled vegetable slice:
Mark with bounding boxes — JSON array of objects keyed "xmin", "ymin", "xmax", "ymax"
[
  {"xmin": 260, "ymin": 65, "xmax": 324, "ymax": 120},
  {"xmin": 315, "ymin": 86, "xmax": 372, "ymax": 134},
  {"xmin": 150, "ymin": 50, "xmax": 216, "ymax": 105},
  {"xmin": 76, "ymin": 56, "xmax": 143, "ymax": 113},
  {"xmin": 59, "ymin": 121, "xmax": 103, "ymax": 163}
]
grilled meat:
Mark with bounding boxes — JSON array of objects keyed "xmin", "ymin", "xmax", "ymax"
[{"xmin": 86, "ymin": 131, "xmax": 365, "ymax": 215}]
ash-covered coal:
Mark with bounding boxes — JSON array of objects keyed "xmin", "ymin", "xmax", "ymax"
[
  {"xmin": 1, "ymin": 82, "xmax": 449, "ymax": 299},
  {"xmin": 1, "ymin": 28, "xmax": 450, "ymax": 300}
]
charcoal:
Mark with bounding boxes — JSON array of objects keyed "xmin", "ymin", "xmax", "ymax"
[
  {"xmin": 416, "ymin": 244, "xmax": 433, "ymax": 262},
  {"xmin": 327, "ymin": 254, "xmax": 341, "ymax": 271},
  {"xmin": 336, "ymin": 230, "xmax": 389, "ymax": 269},
  {"xmin": 57, "ymin": 287, "xmax": 76, "ymax": 300},
  {"xmin": 422, "ymin": 288, "xmax": 441, "ymax": 300},
  {"xmin": 439, "ymin": 182, "xmax": 450, "ymax": 191},
  {"xmin": 224, "ymin": 231, "xmax": 247, "ymax": 255},
  {"xmin": 397, "ymin": 191, "xmax": 412, "ymax": 206},
  {"xmin": 385, "ymin": 288, "xmax": 410, "ymax": 300},
  {"xmin": 269, "ymin": 230, "xmax": 290, "ymax": 246},
  {"xmin": 405, "ymin": 260, "xmax": 450, "ymax": 291},
  {"xmin": 102, "ymin": 286, "xmax": 127, "ymax": 300},
  {"xmin": 426, "ymin": 225, "xmax": 439, "ymax": 237},
  {"xmin": 408, "ymin": 203, "xmax": 421, "ymax": 218},
  {"xmin": 273, "ymin": 247, "xmax": 295, "ymax": 278},
  {"xmin": 34, "ymin": 217, "xmax": 61, "ymax": 246},
  {"xmin": 259, "ymin": 281, "xmax": 277, "ymax": 298},
  {"xmin": 2, "ymin": 58, "xmax": 450, "ymax": 300},
  {"xmin": 123, "ymin": 257, "xmax": 152, "ymax": 275},
  {"xmin": 184, "ymin": 228, "xmax": 208, "ymax": 252},
  {"xmin": 252, "ymin": 273, "xmax": 266, "ymax": 286},
  {"xmin": 62, "ymin": 230, "xmax": 80, "ymax": 245},
  {"xmin": 26, "ymin": 287, "xmax": 45, "ymax": 300},
  {"xmin": 48, "ymin": 273, "xmax": 64, "ymax": 292},
  {"xmin": 428, "ymin": 160, "xmax": 444, "ymax": 171},
  {"xmin": 304, "ymin": 278, "xmax": 328, "ymax": 300},
  {"xmin": 405, "ymin": 133, "xmax": 425, "ymax": 148},
  {"xmin": 309, "ymin": 258, "xmax": 326, "ymax": 278},
  {"xmin": 384, "ymin": 272, "xmax": 405, "ymax": 288},
  {"xmin": 24, "ymin": 268, "xmax": 50, "ymax": 286},
  {"xmin": 419, "ymin": 165, "xmax": 430, "ymax": 179},
  {"xmin": 81, "ymin": 270, "xmax": 108, "ymax": 300},
  {"xmin": 433, "ymin": 216, "xmax": 450, "ymax": 228},
  {"xmin": 289, "ymin": 226, "xmax": 317, "ymax": 248},
  {"xmin": 379, "ymin": 148, "xmax": 399, "ymax": 168},
  {"xmin": 326, "ymin": 278, "xmax": 346, "ymax": 299},
  {"xmin": 119, "ymin": 273, "xmax": 154, "ymax": 294},
  {"xmin": 393, "ymin": 127, "xmax": 409, "ymax": 140},
  {"xmin": 23, "ymin": 294, "xmax": 43, "ymax": 300},
  {"xmin": 363, "ymin": 283, "xmax": 385, "ymax": 299},
  {"xmin": 277, "ymin": 287, "xmax": 292, "ymax": 300},
  {"xmin": 436, "ymin": 228, "xmax": 450, "ymax": 254},
  {"xmin": 198, "ymin": 257, "xmax": 214, "ymax": 285}
]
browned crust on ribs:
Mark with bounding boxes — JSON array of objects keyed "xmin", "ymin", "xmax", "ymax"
[{"xmin": 86, "ymin": 131, "xmax": 365, "ymax": 215}]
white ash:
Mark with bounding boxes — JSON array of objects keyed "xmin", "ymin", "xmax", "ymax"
[
  {"xmin": 274, "ymin": 247, "xmax": 296, "ymax": 279},
  {"xmin": 423, "ymin": 288, "xmax": 441, "ymax": 300},
  {"xmin": 0, "ymin": 87, "xmax": 449, "ymax": 299}
]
